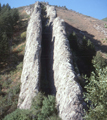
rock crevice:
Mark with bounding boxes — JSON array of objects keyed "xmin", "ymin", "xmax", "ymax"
[{"xmin": 18, "ymin": 2, "xmax": 86, "ymax": 119}]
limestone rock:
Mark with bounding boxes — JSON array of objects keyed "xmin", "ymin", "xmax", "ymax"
[
  {"xmin": 46, "ymin": 5, "xmax": 57, "ymax": 23},
  {"xmin": 17, "ymin": 2, "xmax": 42, "ymax": 109},
  {"xmin": 53, "ymin": 17, "xmax": 85, "ymax": 120},
  {"xmin": 25, "ymin": 5, "xmax": 34, "ymax": 15},
  {"xmin": 18, "ymin": 2, "xmax": 86, "ymax": 119}
]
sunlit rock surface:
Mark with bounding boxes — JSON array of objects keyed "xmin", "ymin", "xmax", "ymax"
[
  {"xmin": 18, "ymin": 2, "xmax": 86, "ymax": 119},
  {"xmin": 53, "ymin": 17, "xmax": 85, "ymax": 120},
  {"xmin": 17, "ymin": 2, "xmax": 42, "ymax": 109}
]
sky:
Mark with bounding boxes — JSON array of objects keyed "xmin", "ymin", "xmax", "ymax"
[{"xmin": 0, "ymin": 0, "xmax": 107, "ymax": 20}]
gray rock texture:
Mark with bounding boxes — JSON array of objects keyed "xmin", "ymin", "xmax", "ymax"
[
  {"xmin": 17, "ymin": 2, "xmax": 42, "ymax": 109},
  {"xmin": 18, "ymin": 2, "xmax": 86, "ymax": 119},
  {"xmin": 46, "ymin": 5, "xmax": 57, "ymax": 23},
  {"xmin": 25, "ymin": 5, "xmax": 34, "ymax": 15},
  {"xmin": 53, "ymin": 17, "xmax": 85, "ymax": 120}
]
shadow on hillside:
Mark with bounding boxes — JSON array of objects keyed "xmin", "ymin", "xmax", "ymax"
[
  {"xmin": 65, "ymin": 22, "xmax": 107, "ymax": 54},
  {"xmin": 65, "ymin": 22, "xmax": 107, "ymax": 77}
]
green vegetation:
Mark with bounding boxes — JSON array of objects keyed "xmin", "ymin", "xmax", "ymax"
[
  {"xmin": 84, "ymin": 52, "xmax": 107, "ymax": 120},
  {"xmin": 68, "ymin": 32, "xmax": 107, "ymax": 120},
  {"xmin": 68, "ymin": 32, "xmax": 96, "ymax": 77},
  {"xmin": 21, "ymin": 31, "xmax": 26, "ymax": 39},
  {"xmin": 3, "ymin": 92, "xmax": 61, "ymax": 120},
  {"xmin": 1, "ymin": 2, "xmax": 107, "ymax": 120},
  {"xmin": 0, "ymin": 3, "xmax": 19, "ymax": 62},
  {"xmin": 0, "ymin": 3, "xmax": 28, "ymax": 119},
  {"xmin": 104, "ymin": 23, "xmax": 107, "ymax": 28}
]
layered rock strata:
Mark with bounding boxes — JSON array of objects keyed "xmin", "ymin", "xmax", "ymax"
[{"xmin": 17, "ymin": 2, "xmax": 42, "ymax": 109}]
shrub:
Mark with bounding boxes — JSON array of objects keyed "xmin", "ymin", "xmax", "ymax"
[
  {"xmin": 84, "ymin": 67, "xmax": 107, "ymax": 120},
  {"xmin": 92, "ymin": 51, "xmax": 107, "ymax": 70},
  {"xmin": 21, "ymin": 31, "xmax": 26, "ymax": 39},
  {"xmin": 31, "ymin": 92, "xmax": 44, "ymax": 110},
  {"xmin": 84, "ymin": 54, "xmax": 107, "ymax": 120},
  {"xmin": 49, "ymin": 114, "xmax": 62, "ymax": 120},
  {"xmin": 3, "ymin": 93, "xmax": 61, "ymax": 120},
  {"xmin": 41, "ymin": 95, "xmax": 57, "ymax": 117},
  {"xmin": 68, "ymin": 33, "xmax": 96, "ymax": 76},
  {"xmin": 68, "ymin": 32, "xmax": 79, "ymax": 53},
  {"xmin": 3, "ymin": 109, "xmax": 31, "ymax": 120}
]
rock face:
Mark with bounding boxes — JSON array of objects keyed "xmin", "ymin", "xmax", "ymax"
[
  {"xmin": 52, "ymin": 17, "xmax": 85, "ymax": 120},
  {"xmin": 25, "ymin": 5, "xmax": 34, "ymax": 15},
  {"xmin": 18, "ymin": 2, "xmax": 86, "ymax": 119},
  {"xmin": 17, "ymin": 2, "xmax": 42, "ymax": 109},
  {"xmin": 46, "ymin": 5, "xmax": 57, "ymax": 23}
]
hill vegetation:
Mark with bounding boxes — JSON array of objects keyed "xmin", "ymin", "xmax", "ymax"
[
  {"xmin": 68, "ymin": 32, "xmax": 107, "ymax": 120},
  {"xmin": 0, "ymin": 3, "xmax": 29, "ymax": 119}
]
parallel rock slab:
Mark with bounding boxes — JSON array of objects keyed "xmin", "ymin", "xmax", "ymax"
[
  {"xmin": 17, "ymin": 2, "xmax": 42, "ymax": 109},
  {"xmin": 53, "ymin": 17, "xmax": 85, "ymax": 120}
]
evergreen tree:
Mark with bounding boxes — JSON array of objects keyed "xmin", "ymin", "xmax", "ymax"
[
  {"xmin": 0, "ymin": 3, "xmax": 19, "ymax": 62},
  {"xmin": 84, "ymin": 53, "xmax": 107, "ymax": 120}
]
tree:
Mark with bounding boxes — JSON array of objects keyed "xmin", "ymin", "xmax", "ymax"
[
  {"xmin": 0, "ymin": 3, "xmax": 19, "ymax": 62},
  {"xmin": 84, "ymin": 53, "xmax": 107, "ymax": 120}
]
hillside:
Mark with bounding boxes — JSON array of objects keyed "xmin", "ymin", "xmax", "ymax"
[
  {"xmin": 22, "ymin": 4, "xmax": 107, "ymax": 57},
  {"xmin": 56, "ymin": 7, "xmax": 107, "ymax": 58},
  {"xmin": 1, "ymin": 2, "xmax": 107, "ymax": 120},
  {"xmin": 102, "ymin": 17, "xmax": 107, "ymax": 22}
]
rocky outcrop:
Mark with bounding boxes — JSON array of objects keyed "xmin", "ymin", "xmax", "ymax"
[
  {"xmin": 52, "ymin": 17, "xmax": 85, "ymax": 120},
  {"xmin": 17, "ymin": 2, "xmax": 42, "ymax": 109},
  {"xmin": 25, "ymin": 5, "xmax": 34, "ymax": 15},
  {"xmin": 18, "ymin": 2, "xmax": 86, "ymax": 119},
  {"xmin": 46, "ymin": 5, "xmax": 57, "ymax": 23},
  {"xmin": 46, "ymin": 5, "xmax": 85, "ymax": 120}
]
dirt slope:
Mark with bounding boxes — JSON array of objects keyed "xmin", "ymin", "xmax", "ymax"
[{"xmin": 56, "ymin": 7, "xmax": 107, "ymax": 58}]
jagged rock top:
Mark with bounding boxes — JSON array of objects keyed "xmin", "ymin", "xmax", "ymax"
[{"xmin": 46, "ymin": 5, "xmax": 57, "ymax": 23}]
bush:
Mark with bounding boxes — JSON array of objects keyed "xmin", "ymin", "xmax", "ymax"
[
  {"xmin": 0, "ymin": 4, "xmax": 19, "ymax": 62},
  {"xmin": 84, "ymin": 54, "xmax": 107, "ymax": 120},
  {"xmin": 4, "ymin": 92, "xmax": 61, "ymax": 120},
  {"xmin": 21, "ymin": 31, "xmax": 26, "ymax": 39},
  {"xmin": 31, "ymin": 92, "xmax": 44, "ymax": 110},
  {"xmin": 92, "ymin": 51, "xmax": 107, "ymax": 70},
  {"xmin": 68, "ymin": 32, "xmax": 79, "ymax": 53},
  {"xmin": 0, "ymin": 83, "xmax": 20, "ymax": 119},
  {"xmin": 32, "ymin": 93, "xmax": 59, "ymax": 120},
  {"xmin": 68, "ymin": 33, "xmax": 96, "ymax": 76},
  {"xmin": 3, "ymin": 109, "xmax": 31, "ymax": 120},
  {"xmin": 41, "ymin": 95, "xmax": 57, "ymax": 117},
  {"xmin": 84, "ymin": 67, "xmax": 107, "ymax": 120}
]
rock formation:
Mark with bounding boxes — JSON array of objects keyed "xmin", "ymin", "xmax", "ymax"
[
  {"xmin": 17, "ymin": 2, "xmax": 42, "ymax": 109},
  {"xmin": 46, "ymin": 5, "xmax": 57, "ymax": 23},
  {"xmin": 53, "ymin": 17, "xmax": 85, "ymax": 120},
  {"xmin": 25, "ymin": 5, "xmax": 34, "ymax": 15},
  {"xmin": 18, "ymin": 2, "xmax": 86, "ymax": 119}
]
